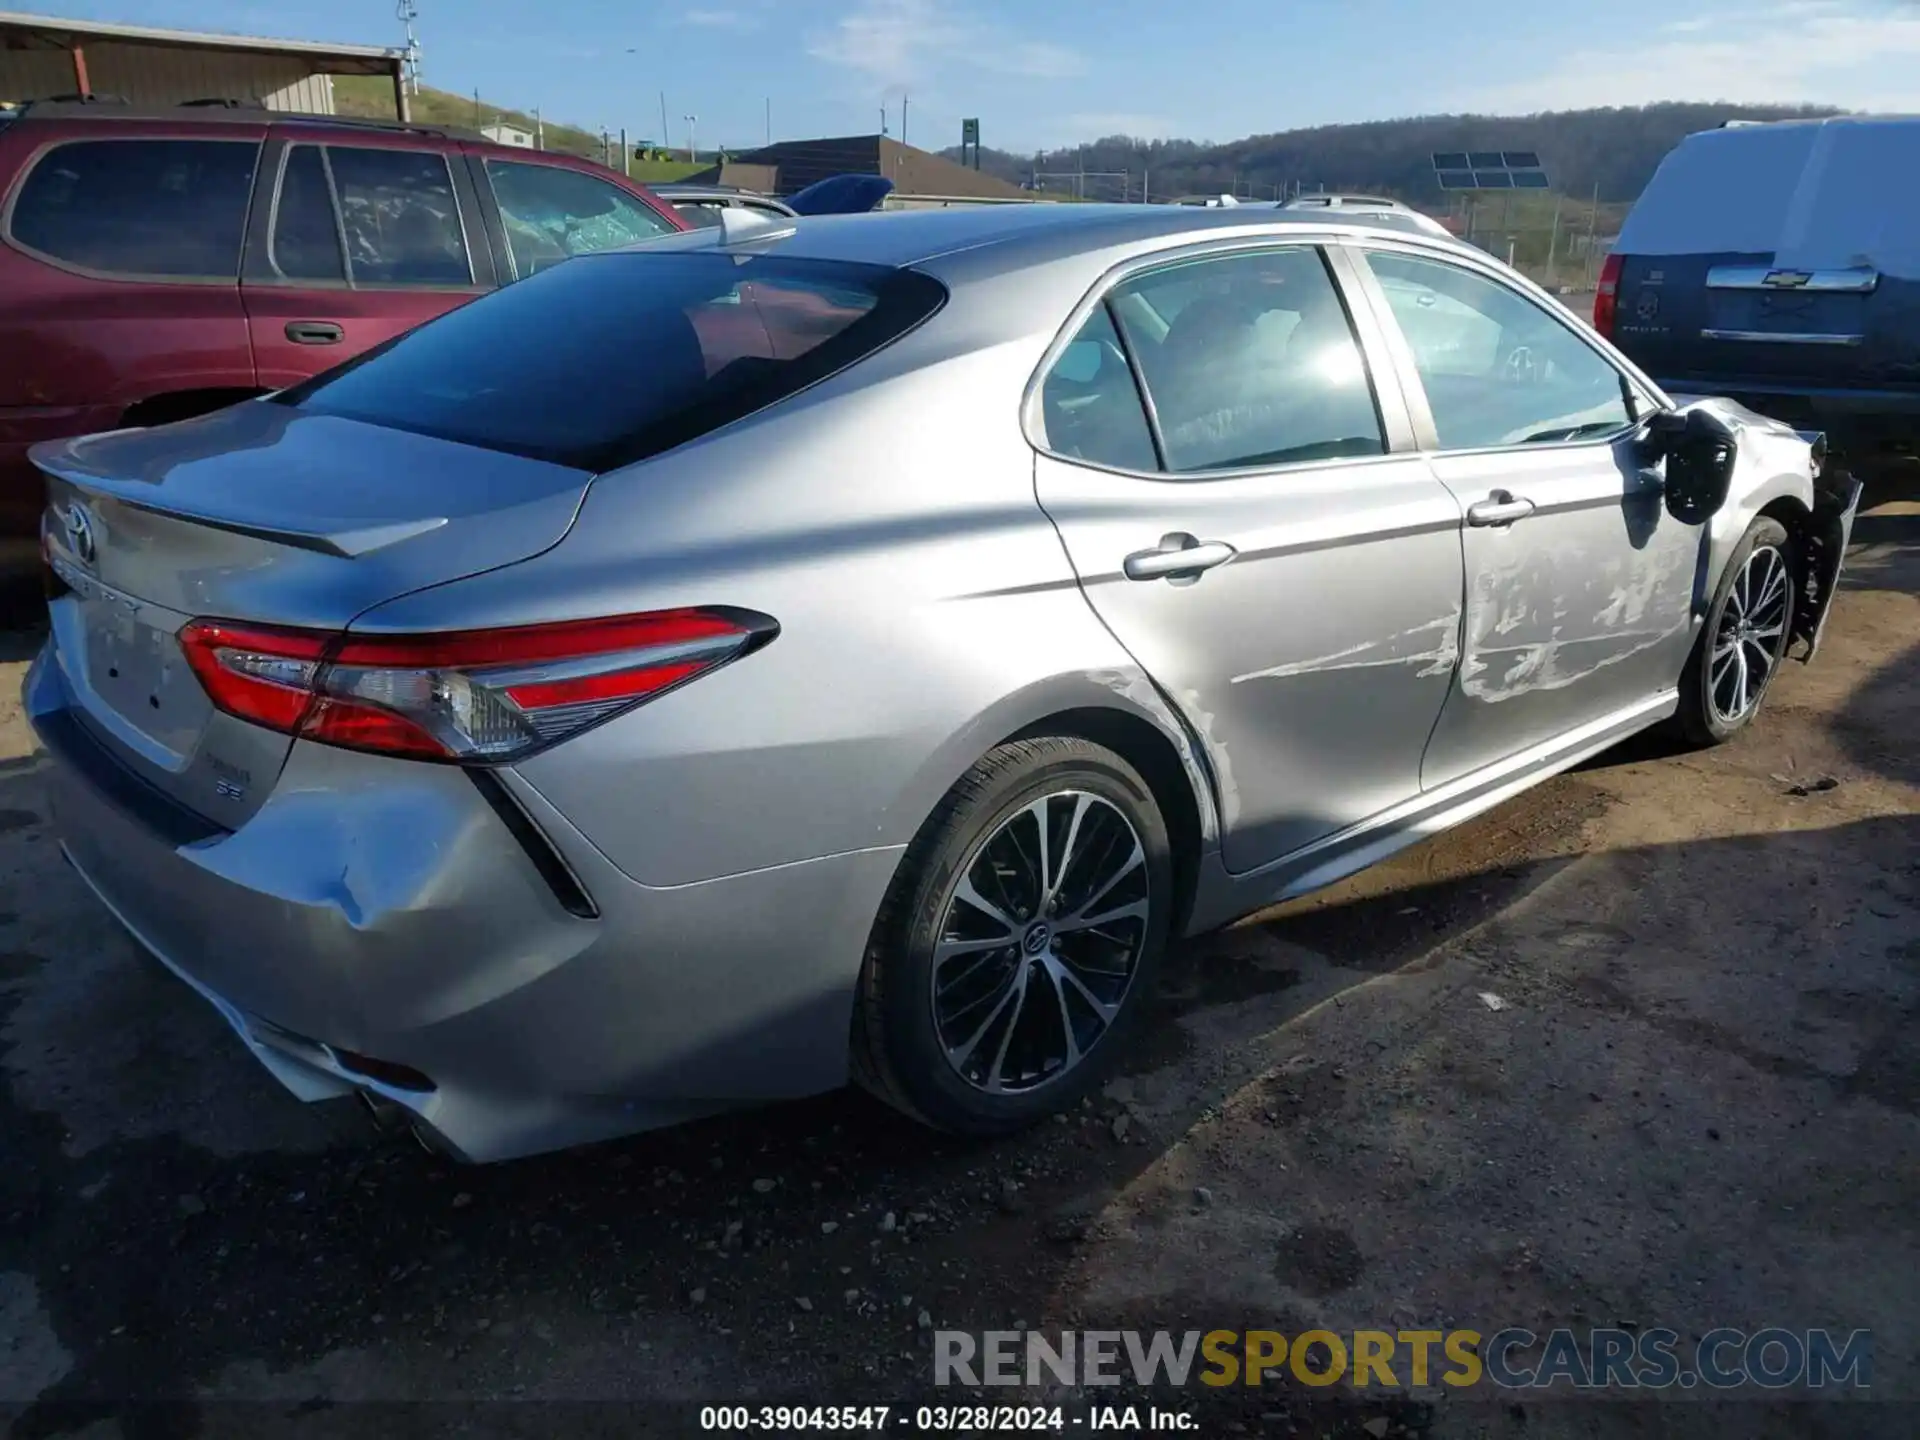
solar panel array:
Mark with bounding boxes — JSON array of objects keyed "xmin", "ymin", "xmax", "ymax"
[{"xmin": 1431, "ymin": 151, "xmax": 1550, "ymax": 191}]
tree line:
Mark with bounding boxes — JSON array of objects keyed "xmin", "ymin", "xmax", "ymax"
[{"xmin": 946, "ymin": 102, "xmax": 1840, "ymax": 205}]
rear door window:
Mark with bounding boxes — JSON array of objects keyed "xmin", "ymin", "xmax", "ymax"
[
  {"xmin": 279, "ymin": 251, "xmax": 946, "ymax": 469},
  {"xmin": 486, "ymin": 160, "xmax": 676, "ymax": 278},
  {"xmin": 325, "ymin": 146, "xmax": 472, "ymax": 287},
  {"xmin": 7, "ymin": 138, "xmax": 260, "ymax": 279},
  {"xmin": 1110, "ymin": 246, "xmax": 1386, "ymax": 472}
]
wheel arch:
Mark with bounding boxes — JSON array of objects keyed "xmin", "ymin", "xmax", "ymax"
[
  {"xmin": 1004, "ymin": 705, "xmax": 1208, "ymax": 940},
  {"xmin": 879, "ymin": 673, "xmax": 1221, "ymax": 943}
]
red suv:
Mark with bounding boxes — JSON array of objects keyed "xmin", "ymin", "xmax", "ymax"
[{"xmin": 0, "ymin": 101, "xmax": 688, "ymax": 570}]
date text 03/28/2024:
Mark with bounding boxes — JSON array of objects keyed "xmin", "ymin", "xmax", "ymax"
[{"xmin": 698, "ymin": 1405, "xmax": 1193, "ymax": 1430}]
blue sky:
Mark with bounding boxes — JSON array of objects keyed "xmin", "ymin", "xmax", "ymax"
[{"xmin": 30, "ymin": 0, "xmax": 1920, "ymax": 153}]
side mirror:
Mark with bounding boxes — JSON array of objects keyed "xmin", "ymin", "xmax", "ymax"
[{"xmin": 1644, "ymin": 408, "xmax": 1737, "ymax": 524}]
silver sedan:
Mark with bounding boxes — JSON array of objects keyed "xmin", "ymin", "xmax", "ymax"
[{"xmin": 28, "ymin": 205, "xmax": 1861, "ymax": 1161}]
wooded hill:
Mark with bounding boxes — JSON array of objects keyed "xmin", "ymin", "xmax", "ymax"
[{"xmin": 947, "ymin": 102, "xmax": 1840, "ymax": 204}]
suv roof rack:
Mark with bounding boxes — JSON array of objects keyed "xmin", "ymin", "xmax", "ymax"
[{"xmin": 9, "ymin": 98, "xmax": 484, "ymax": 142}]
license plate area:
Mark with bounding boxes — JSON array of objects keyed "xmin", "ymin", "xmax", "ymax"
[
  {"xmin": 1704, "ymin": 290, "xmax": 1867, "ymax": 341},
  {"xmin": 52, "ymin": 558, "xmax": 212, "ymax": 767}
]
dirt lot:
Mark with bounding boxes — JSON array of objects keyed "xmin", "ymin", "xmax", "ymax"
[{"xmin": 1, "ymin": 479, "xmax": 1916, "ymax": 1439}]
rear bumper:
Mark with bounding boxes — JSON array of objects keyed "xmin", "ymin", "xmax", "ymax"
[
  {"xmin": 28, "ymin": 648, "xmax": 901, "ymax": 1162},
  {"xmin": 1656, "ymin": 377, "xmax": 1920, "ymax": 444}
]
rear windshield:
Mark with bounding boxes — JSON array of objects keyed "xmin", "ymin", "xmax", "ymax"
[{"xmin": 278, "ymin": 251, "xmax": 946, "ymax": 470}]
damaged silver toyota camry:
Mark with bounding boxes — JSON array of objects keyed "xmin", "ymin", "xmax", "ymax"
[{"xmin": 28, "ymin": 205, "xmax": 1861, "ymax": 1161}]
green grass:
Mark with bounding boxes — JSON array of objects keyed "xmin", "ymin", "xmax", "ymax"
[
  {"xmin": 627, "ymin": 159, "xmax": 709, "ymax": 183},
  {"xmin": 332, "ymin": 76, "xmax": 689, "ymax": 178}
]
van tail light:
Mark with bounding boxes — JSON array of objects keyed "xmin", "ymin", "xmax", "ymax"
[
  {"xmin": 1594, "ymin": 252, "xmax": 1624, "ymax": 339},
  {"xmin": 179, "ymin": 608, "xmax": 775, "ymax": 763}
]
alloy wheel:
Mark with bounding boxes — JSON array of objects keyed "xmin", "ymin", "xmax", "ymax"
[
  {"xmin": 930, "ymin": 790, "xmax": 1150, "ymax": 1095},
  {"xmin": 1709, "ymin": 543, "xmax": 1790, "ymax": 725}
]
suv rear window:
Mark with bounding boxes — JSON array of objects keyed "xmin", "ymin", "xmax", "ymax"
[
  {"xmin": 279, "ymin": 251, "xmax": 946, "ymax": 469},
  {"xmin": 7, "ymin": 138, "xmax": 259, "ymax": 278}
]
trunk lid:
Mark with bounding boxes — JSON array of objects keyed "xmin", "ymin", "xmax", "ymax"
[{"xmin": 36, "ymin": 400, "xmax": 593, "ymax": 825}]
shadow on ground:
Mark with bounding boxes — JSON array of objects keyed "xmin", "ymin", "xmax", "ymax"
[{"xmin": 0, "ymin": 512, "xmax": 1914, "ymax": 1433}]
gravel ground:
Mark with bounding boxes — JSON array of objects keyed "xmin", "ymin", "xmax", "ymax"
[{"xmin": 1, "ymin": 476, "xmax": 1916, "ymax": 1439}]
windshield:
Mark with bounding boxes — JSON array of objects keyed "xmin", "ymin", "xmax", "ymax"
[{"xmin": 278, "ymin": 251, "xmax": 946, "ymax": 470}]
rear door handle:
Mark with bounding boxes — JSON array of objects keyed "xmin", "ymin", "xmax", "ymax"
[
  {"xmin": 1122, "ymin": 534, "xmax": 1237, "ymax": 582},
  {"xmin": 284, "ymin": 321, "xmax": 344, "ymax": 345},
  {"xmin": 1466, "ymin": 490, "xmax": 1536, "ymax": 527}
]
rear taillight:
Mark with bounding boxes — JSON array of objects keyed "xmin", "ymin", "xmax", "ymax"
[
  {"xmin": 1593, "ymin": 252, "xmax": 1623, "ymax": 339},
  {"xmin": 178, "ymin": 609, "xmax": 773, "ymax": 763}
]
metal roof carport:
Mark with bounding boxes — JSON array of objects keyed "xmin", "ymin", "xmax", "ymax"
[{"xmin": 0, "ymin": 11, "xmax": 409, "ymax": 119}]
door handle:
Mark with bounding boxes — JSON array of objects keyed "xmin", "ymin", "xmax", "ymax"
[
  {"xmin": 1122, "ymin": 534, "xmax": 1237, "ymax": 582},
  {"xmin": 1466, "ymin": 490, "xmax": 1536, "ymax": 527},
  {"xmin": 284, "ymin": 321, "xmax": 344, "ymax": 345}
]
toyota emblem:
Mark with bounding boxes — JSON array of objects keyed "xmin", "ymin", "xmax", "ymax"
[{"xmin": 63, "ymin": 502, "xmax": 96, "ymax": 565}]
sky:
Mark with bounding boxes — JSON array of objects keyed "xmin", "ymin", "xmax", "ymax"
[{"xmin": 30, "ymin": 0, "xmax": 1920, "ymax": 154}]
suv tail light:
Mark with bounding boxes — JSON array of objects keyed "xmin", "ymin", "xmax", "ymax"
[
  {"xmin": 1594, "ymin": 252, "xmax": 1624, "ymax": 339},
  {"xmin": 179, "ymin": 608, "xmax": 775, "ymax": 762}
]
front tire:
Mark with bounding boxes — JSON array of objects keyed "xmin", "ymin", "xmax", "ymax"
[
  {"xmin": 1677, "ymin": 516, "xmax": 1796, "ymax": 746},
  {"xmin": 854, "ymin": 737, "xmax": 1174, "ymax": 1135}
]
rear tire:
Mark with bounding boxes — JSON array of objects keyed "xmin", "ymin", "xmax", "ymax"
[
  {"xmin": 1676, "ymin": 516, "xmax": 1795, "ymax": 747},
  {"xmin": 853, "ymin": 737, "xmax": 1173, "ymax": 1135}
]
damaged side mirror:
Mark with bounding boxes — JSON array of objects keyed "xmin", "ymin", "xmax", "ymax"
[{"xmin": 1642, "ymin": 408, "xmax": 1737, "ymax": 524}]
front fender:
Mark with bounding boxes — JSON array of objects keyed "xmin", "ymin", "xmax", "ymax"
[{"xmin": 1682, "ymin": 397, "xmax": 1816, "ymax": 599}]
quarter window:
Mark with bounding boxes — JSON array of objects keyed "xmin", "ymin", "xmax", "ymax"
[
  {"xmin": 487, "ymin": 161, "xmax": 675, "ymax": 278},
  {"xmin": 1038, "ymin": 304, "xmax": 1159, "ymax": 472},
  {"xmin": 1361, "ymin": 250, "xmax": 1633, "ymax": 450},
  {"xmin": 270, "ymin": 146, "xmax": 345, "ymax": 282},
  {"xmin": 1109, "ymin": 247, "xmax": 1386, "ymax": 473},
  {"xmin": 8, "ymin": 138, "xmax": 259, "ymax": 279}
]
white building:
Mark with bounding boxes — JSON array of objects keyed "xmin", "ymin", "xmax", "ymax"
[
  {"xmin": 481, "ymin": 122, "xmax": 534, "ymax": 149},
  {"xmin": 0, "ymin": 11, "xmax": 409, "ymax": 118}
]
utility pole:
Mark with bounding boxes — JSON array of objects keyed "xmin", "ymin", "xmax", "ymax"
[
  {"xmin": 879, "ymin": 104, "xmax": 887, "ymax": 136},
  {"xmin": 473, "ymin": 88, "xmax": 481, "ymax": 126},
  {"xmin": 1545, "ymin": 194, "xmax": 1563, "ymax": 283},
  {"xmin": 533, "ymin": 106, "xmax": 543, "ymax": 150},
  {"xmin": 1582, "ymin": 180, "xmax": 1600, "ymax": 285},
  {"xmin": 659, "ymin": 93, "xmax": 670, "ymax": 156},
  {"xmin": 901, "ymin": 93, "xmax": 909, "ymax": 148},
  {"xmin": 764, "ymin": 97, "xmax": 771, "ymax": 147},
  {"xmin": 620, "ymin": 127, "xmax": 629, "ymax": 177},
  {"xmin": 396, "ymin": 0, "xmax": 422, "ymax": 95},
  {"xmin": 685, "ymin": 115, "xmax": 697, "ymax": 164}
]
